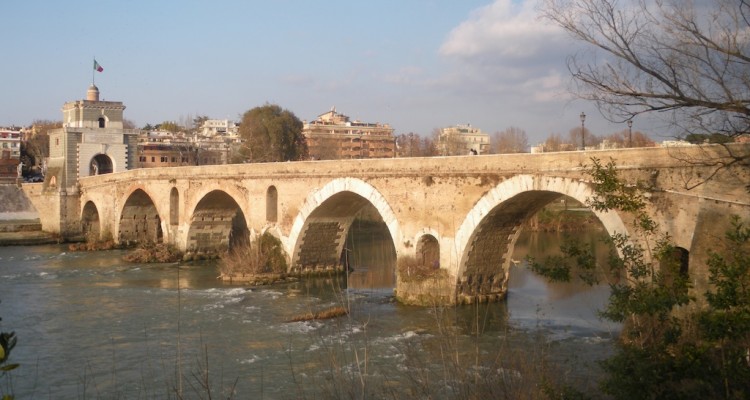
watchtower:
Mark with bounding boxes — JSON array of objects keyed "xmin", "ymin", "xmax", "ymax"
[{"xmin": 40, "ymin": 84, "xmax": 139, "ymax": 235}]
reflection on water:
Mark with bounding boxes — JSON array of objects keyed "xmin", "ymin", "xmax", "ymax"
[
  {"xmin": 344, "ymin": 219, "xmax": 396, "ymax": 291},
  {"xmin": 0, "ymin": 228, "xmax": 618, "ymax": 398}
]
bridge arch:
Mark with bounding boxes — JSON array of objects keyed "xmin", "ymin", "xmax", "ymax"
[
  {"xmin": 453, "ymin": 175, "xmax": 630, "ymax": 304},
  {"xmin": 118, "ymin": 188, "xmax": 163, "ymax": 245},
  {"xmin": 288, "ymin": 178, "xmax": 400, "ymax": 274},
  {"xmin": 186, "ymin": 189, "xmax": 250, "ymax": 255},
  {"xmin": 81, "ymin": 201, "xmax": 101, "ymax": 240}
]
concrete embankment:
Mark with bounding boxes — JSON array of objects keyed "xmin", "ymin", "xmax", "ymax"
[{"xmin": 0, "ymin": 184, "xmax": 58, "ymax": 245}]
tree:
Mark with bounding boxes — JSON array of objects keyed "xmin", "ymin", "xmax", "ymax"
[
  {"xmin": 542, "ymin": 133, "xmax": 569, "ymax": 152},
  {"xmin": 434, "ymin": 128, "xmax": 469, "ymax": 156},
  {"xmin": 604, "ymin": 129, "xmax": 656, "ymax": 148},
  {"xmin": 159, "ymin": 121, "xmax": 182, "ymax": 133},
  {"xmin": 122, "ymin": 119, "xmax": 137, "ymax": 130},
  {"xmin": 568, "ymin": 126, "xmax": 600, "ymax": 149},
  {"xmin": 238, "ymin": 104, "xmax": 308, "ymax": 163},
  {"xmin": 192, "ymin": 115, "xmax": 209, "ymax": 134},
  {"xmin": 492, "ymin": 127, "xmax": 529, "ymax": 154},
  {"xmin": 395, "ymin": 132, "xmax": 422, "ymax": 157},
  {"xmin": 532, "ymin": 158, "xmax": 750, "ymax": 399},
  {"xmin": 541, "ymin": 0, "xmax": 750, "ymax": 139},
  {"xmin": 20, "ymin": 120, "xmax": 60, "ymax": 174}
]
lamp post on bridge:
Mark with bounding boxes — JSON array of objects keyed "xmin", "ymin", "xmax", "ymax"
[
  {"xmin": 579, "ymin": 111, "xmax": 586, "ymax": 150},
  {"xmin": 627, "ymin": 119, "xmax": 633, "ymax": 148}
]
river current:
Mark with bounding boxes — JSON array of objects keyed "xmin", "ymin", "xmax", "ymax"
[{"xmin": 0, "ymin": 231, "xmax": 619, "ymax": 399}]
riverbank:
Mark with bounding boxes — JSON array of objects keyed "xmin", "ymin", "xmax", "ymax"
[{"xmin": 0, "ymin": 219, "xmax": 59, "ymax": 246}]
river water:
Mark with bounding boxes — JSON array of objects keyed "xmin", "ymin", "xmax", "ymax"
[{"xmin": 0, "ymin": 230, "xmax": 619, "ymax": 399}]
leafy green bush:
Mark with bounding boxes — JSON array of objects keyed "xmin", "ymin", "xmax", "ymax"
[{"xmin": 530, "ymin": 158, "xmax": 750, "ymax": 399}]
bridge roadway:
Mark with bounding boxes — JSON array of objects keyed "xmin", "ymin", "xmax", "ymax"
[{"xmin": 25, "ymin": 144, "xmax": 750, "ymax": 305}]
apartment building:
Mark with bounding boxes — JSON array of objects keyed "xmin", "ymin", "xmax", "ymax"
[
  {"xmin": 438, "ymin": 124, "xmax": 490, "ymax": 155},
  {"xmin": 0, "ymin": 129, "xmax": 21, "ymax": 182},
  {"xmin": 302, "ymin": 107, "xmax": 395, "ymax": 160}
]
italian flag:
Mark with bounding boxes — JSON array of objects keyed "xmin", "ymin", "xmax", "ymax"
[{"xmin": 94, "ymin": 60, "xmax": 103, "ymax": 72}]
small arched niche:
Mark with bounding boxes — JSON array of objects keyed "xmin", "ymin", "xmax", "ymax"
[
  {"xmin": 416, "ymin": 234, "xmax": 440, "ymax": 269},
  {"xmin": 170, "ymin": 187, "xmax": 179, "ymax": 226},
  {"xmin": 266, "ymin": 186, "xmax": 278, "ymax": 223}
]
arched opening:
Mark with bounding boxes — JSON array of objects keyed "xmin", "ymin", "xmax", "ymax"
[
  {"xmin": 187, "ymin": 190, "xmax": 248, "ymax": 255},
  {"xmin": 266, "ymin": 186, "xmax": 278, "ymax": 223},
  {"xmin": 455, "ymin": 187, "xmax": 617, "ymax": 339},
  {"xmin": 90, "ymin": 154, "xmax": 113, "ymax": 175},
  {"xmin": 458, "ymin": 191, "xmax": 563, "ymax": 303},
  {"xmin": 170, "ymin": 187, "xmax": 179, "ymax": 226},
  {"xmin": 416, "ymin": 234, "xmax": 440, "ymax": 269},
  {"xmin": 661, "ymin": 246, "xmax": 690, "ymax": 293},
  {"xmin": 296, "ymin": 191, "xmax": 396, "ymax": 290},
  {"xmin": 81, "ymin": 201, "xmax": 101, "ymax": 241},
  {"xmin": 98, "ymin": 117, "xmax": 106, "ymax": 128},
  {"xmin": 119, "ymin": 189, "xmax": 162, "ymax": 245}
]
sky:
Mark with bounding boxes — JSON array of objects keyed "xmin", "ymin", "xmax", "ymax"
[{"xmin": 0, "ymin": 0, "xmax": 658, "ymax": 145}]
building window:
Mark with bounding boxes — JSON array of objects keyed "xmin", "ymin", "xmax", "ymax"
[
  {"xmin": 151, "ymin": 157, "xmax": 155, "ymax": 162},
  {"xmin": 98, "ymin": 117, "xmax": 106, "ymax": 128},
  {"xmin": 160, "ymin": 156, "xmax": 168, "ymax": 162}
]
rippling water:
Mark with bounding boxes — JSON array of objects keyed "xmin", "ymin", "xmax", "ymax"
[{"xmin": 0, "ymin": 231, "xmax": 619, "ymax": 399}]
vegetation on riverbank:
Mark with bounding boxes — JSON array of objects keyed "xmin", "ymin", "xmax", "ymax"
[
  {"xmin": 530, "ymin": 158, "xmax": 750, "ymax": 399},
  {"xmin": 68, "ymin": 239, "xmax": 118, "ymax": 251},
  {"xmin": 122, "ymin": 243, "xmax": 182, "ymax": 263},
  {"xmin": 287, "ymin": 306, "xmax": 348, "ymax": 322},
  {"xmin": 0, "ymin": 307, "xmax": 18, "ymax": 400},
  {"xmin": 396, "ymin": 255, "xmax": 448, "ymax": 283},
  {"xmin": 219, "ymin": 232, "xmax": 289, "ymax": 284}
]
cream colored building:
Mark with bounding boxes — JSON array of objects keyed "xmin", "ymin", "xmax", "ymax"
[
  {"xmin": 302, "ymin": 107, "xmax": 395, "ymax": 160},
  {"xmin": 47, "ymin": 85, "xmax": 139, "ymax": 191},
  {"xmin": 438, "ymin": 124, "xmax": 490, "ymax": 155}
]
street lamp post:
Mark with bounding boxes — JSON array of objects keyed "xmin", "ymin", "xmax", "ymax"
[
  {"xmin": 627, "ymin": 119, "xmax": 633, "ymax": 148},
  {"xmin": 579, "ymin": 112, "xmax": 586, "ymax": 150}
]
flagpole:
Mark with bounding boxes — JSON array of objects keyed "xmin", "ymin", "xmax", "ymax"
[{"xmin": 92, "ymin": 57, "xmax": 95, "ymax": 85}]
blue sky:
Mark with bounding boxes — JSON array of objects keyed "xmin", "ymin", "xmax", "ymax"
[{"xmin": 0, "ymin": 0, "xmax": 654, "ymax": 145}]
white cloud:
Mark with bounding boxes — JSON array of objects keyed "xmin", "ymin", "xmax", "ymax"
[{"xmin": 436, "ymin": 0, "xmax": 575, "ymax": 100}]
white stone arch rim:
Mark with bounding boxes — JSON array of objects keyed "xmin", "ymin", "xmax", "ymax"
[
  {"xmin": 286, "ymin": 177, "xmax": 401, "ymax": 266},
  {"xmin": 452, "ymin": 174, "xmax": 630, "ymax": 280}
]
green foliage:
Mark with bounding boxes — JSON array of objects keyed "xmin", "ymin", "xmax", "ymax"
[
  {"xmin": 238, "ymin": 104, "xmax": 308, "ymax": 163},
  {"xmin": 528, "ymin": 236, "xmax": 599, "ymax": 285},
  {"xmin": 531, "ymin": 157, "xmax": 750, "ymax": 399},
  {"xmin": 158, "ymin": 121, "xmax": 182, "ymax": 133},
  {"xmin": 1, "ymin": 307, "xmax": 18, "ymax": 400}
]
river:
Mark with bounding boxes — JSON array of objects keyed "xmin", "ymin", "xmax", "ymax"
[{"xmin": 0, "ymin": 230, "xmax": 619, "ymax": 399}]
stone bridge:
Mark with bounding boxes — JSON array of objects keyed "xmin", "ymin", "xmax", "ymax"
[{"xmin": 24, "ymin": 145, "xmax": 750, "ymax": 305}]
